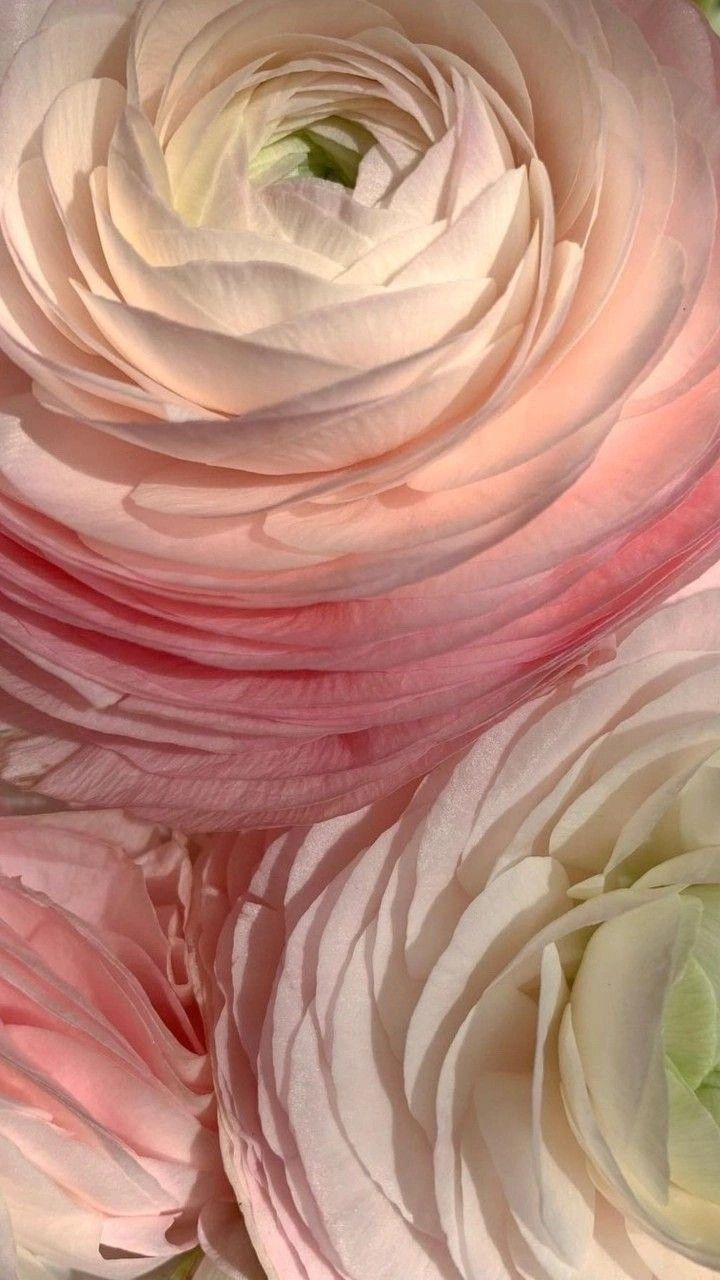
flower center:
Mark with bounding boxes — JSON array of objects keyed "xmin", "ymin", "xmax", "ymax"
[
  {"xmin": 663, "ymin": 886, "xmax": 720, "ymax": 1201},
  {"xmin": 562, "ymin": 882, "xmax": 720, "ymax": 1265},
  {"xmin": 251, "ymin": 115, "xmax": 375, "ymax": 189}
]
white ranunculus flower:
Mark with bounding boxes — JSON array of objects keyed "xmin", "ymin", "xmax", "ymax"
[{"xmin": 192, "ymin": 565, "xmax": 720, "ymax": 1280}]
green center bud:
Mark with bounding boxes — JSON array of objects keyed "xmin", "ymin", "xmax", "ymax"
[
  {"xmin": 562, "ymin": 886, "xmax": 720, "ymax": 1267},
  {"xmin": 663, "ymin": 887, "xmax": 720, "ymax": 1203},
  {"xmin": 251, "ymin": 116, "xmax": 375, "ymax": 188}
]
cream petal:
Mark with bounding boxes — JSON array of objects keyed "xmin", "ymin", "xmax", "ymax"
[
  {"xmin": 475, "ymin": 1072, "xmax": 556, "ymax": 1258},
  {"xmin": 245, "ymin": 276, "xmax": 494, "ymax": 365},
  {"xmin": 405, "ymin": 858, "xmax": 570, "ymax": 1142},
  {"xmin": 338, "ymin": 223, "xmax": 448, "ymax": 287},
  {"xmin": 373, "ymin": 852, "xmax": 431, "ymax": 1057},
  {"xmin": 74, "ymin": 288, "xmax": 358, "ymax": 414},
  {"xmin": 451, "ymin": 1110, "xmax": 515, "ymax": 1280},
  {"xmin": 391, "ymin": 167, "xmax": 531, "ymax": 290},
  {"xmin": 129, "ymin": 463, "xmax": 327, "ymax": 520},
  {"xmin": 413, "ymin": 232, "xmax": 685, "ymax": 501},
  {"xmin": 156, "ymin": 0, "xmax": 406, "ymax": 142},
  {"xmin": 3, "ymin": 158, "xmax": 109, "ymax": 350},
  {"xmin": 253, "ymin": 324, "xmax": 511, "ymax": 480},
  {"xmin": 678, "ymin": 759, "xmax": 720, "ymax": 851},
  {"xmin": 282, "ymin": 1012, "xmax": 449, "ymax": 1280},
  {"xmin": 129, "ymin": 0, "xmax": 238, "ymax": 117},
  {"xmin": 486, "ymin": 0, "xmax": 602, "ymax": 231},
  {"xmin": 433, "ymin": 982, "xmax": 539, "ymax": 1272},
  {"xmin": 386, "ymin": 127, "xmax": 459, "ymax": 222},
  {"xmin": 409, "ymin": 239, "xmax": 584, "ymax": 493},
  {"xmin": 402, "ymin": 752, "xmax": 490, "ymax": 978},
  {"xmin": 533, "ymin": 945, "xmax": 595, "ymax": 1266},
  {"xmin": 0, "ymin": 11, "xmax": 131, "ymax": 204},
  {"xmin": 0, "ymin": 241, "xmax": 215, "ymax": 423},
  {"xmin": 260, "ymin": 374, "xmax": 614, "ymax": 562},
  {"xmin": 313, "ymin": 42, "xmax": 446, "ymax": 141},
  {"xmin": 550, "ymin": 728, "xmax": 720, "ymax": 881},
  {"xmin": 385, "ymin": 0, "xmax": 534, "ymax": 137},
  {"xmin": 627, "ymin": 1224, "xmax": 720, "ymax": 1280},
  {"xmin": 551, "ymin": 79, "xmax": 644, "ymax": 348},
  {"xmin": 94, "ymin": 186, "xmax": 377, "ymax": 334},
  {"xmin": 0, "ymin": 1192, "xmax": 17, "ymax": 1280},
  {"xmin": 557, "ymin": 1005, "xmax": 645, "ymax": 1230},
  {"xmin": 633, "ymin": 127, "xmax": 720, "ymax": 408},
  {"xmin": 446, "ymin": 71, "xmax": 511, "ymax": 217},
  {"xmin": 328, "ymin": 921, "xmax": 443, "ymax": 1235},
  {"xmin": 354, "ymin": 140, "xmax": 413, "ymax": 207},
  {"xmin": 109, "ymin": 102, "xmax": 173, "ymax": 207},
  {"xmin": 103, "ymin": 151, "xmax": 337, "ymax": 277},
  {"xmin": 507, "ymin": 1206, "xmax": 652, "ymax": 1280},
  {"xmin": 40, "ymin": 77, "xmax": 126, "ymax": 293},
  {"xmin": 0, "ymin": 1131, "xmax": 119, "ymax": 1273},
  {"xmin": 476, "ymin": 1062, "xmax": 634, "ymax": 1280},
  {"xmin": 260, "ymin": 182, "xmax": 377, "ymax": 269},
  {"xmin": 92, "ymin": 297, "xmax": 521, "ymax": 474},
  {"xmin": 570, "ymin": 894, "xmax": 699, "ymax": 1202},
  {"xmin": 0, "ymin": 234, "xmax": 131, "ymax": 393}
]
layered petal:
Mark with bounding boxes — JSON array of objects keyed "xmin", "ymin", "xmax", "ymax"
[
  {"xmin": 0, "ymin": 807, "xmax": 229, "ymax": 1277},
  {"xmin": 196, "ymin": 568, "xmax": 720, "ymax": 1280},
  {"xmin": 0, "ymin": 0, "xmax": 719, "ymax": 826}
]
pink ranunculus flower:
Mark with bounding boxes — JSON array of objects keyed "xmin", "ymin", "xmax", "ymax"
[
  {"xmin": 195, "ymin": 566, "xmax": 720, "ymax": 1280},
  {"xmin": 0, "ymin": 808, "xmax": 231, "ymax": 1277},
  {"xmin": 1, "ymin": 0, "xmax": 720, "ymax": 828}
]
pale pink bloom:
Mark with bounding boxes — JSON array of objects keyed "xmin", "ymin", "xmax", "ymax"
[
  {"xmin": 0, "ymin": 0, "xmax": 720, "ymax": 826},
  {"xmin": 196, "ymin": 566, "xmax": 720, "ymax": 1280},
  {"xmin": 0, "ymin": 808, "xmax": 231, "ymax": 1277}
]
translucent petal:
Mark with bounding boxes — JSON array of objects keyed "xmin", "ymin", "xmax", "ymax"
[{"xmin": 663, "ymin": 957, "xmax": 718, "ymax": 1090}]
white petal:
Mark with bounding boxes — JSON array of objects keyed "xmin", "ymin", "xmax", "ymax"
[{"xmin": 570, "ymin": 894, "xmax": 699, "ymax": 1201}]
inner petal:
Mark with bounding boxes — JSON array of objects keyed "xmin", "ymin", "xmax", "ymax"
[{"xmin": 253, "ymin": 115, "xmax": 375, "ymax": 187}]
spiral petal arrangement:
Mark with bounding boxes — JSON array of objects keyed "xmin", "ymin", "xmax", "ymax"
[
  {"xmin": 0, "ymin": 0, "xmax": 719, "ymax": 825},
  {"xmin": 194, "ymin": 569, "xmax": 720, "ymax": 1280}
]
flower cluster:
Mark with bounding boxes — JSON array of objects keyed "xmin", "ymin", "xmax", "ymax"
[{"xmin": 1, "ymin": 2, "xmax": 720, "ymax": 1279}]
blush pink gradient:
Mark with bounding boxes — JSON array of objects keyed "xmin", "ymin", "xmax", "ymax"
[
  {"xmin": 0, "ymin": 808, "xmax": 229, "ymax": 1277},
  {"xmin": 0, "ymin": 0, "xmax": 719, "ymax": 827}
]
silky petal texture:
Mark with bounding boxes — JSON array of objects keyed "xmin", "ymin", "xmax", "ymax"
[
  {"xmin": 0, "ymin": 808, "xmax": 229, "ymax": 1278},
  {"xmin": 0, "ymin": 0, "xmax": 720, "ymax": 827},
  {"xmin": 194, "ymin": 568, "xmax": 720, "ymax": 1280}
]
